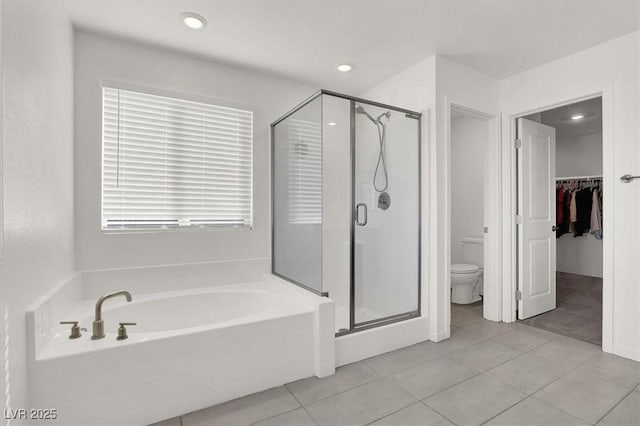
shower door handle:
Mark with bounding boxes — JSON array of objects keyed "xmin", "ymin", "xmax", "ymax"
[{"xmin": 355, "ymin": 203, "xmax": 368, "ymax": 226}]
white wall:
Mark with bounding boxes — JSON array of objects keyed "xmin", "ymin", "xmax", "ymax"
[
  {"xmin": 556, "ymin": 132, "xmax": 603, "ymax": 177},
  {"xmin": 500, "ymin": 31, "xmax": 640, "ymax": 360},
  {"xmin": 0, "ymin": 0, "xmax": 75, "ymax": 417},
  {"xmin": 0, "ymin": 0, "xmax": 4, "ymax": 416},
  {"xmin": 555, "ymin": 132, "xmax": 603, "ymax": 277},
  {"xmin": 556, "ymin": 235, "xmax": 603, "ymax": 278},
  {"xmin": 74, "ymin": 32, "xmax": 315, "ymax": 284},
  {"xmin": 450, "ymin": 115, "xmax": 486, "ymax": 264}
]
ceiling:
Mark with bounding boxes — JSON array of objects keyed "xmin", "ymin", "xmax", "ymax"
[
  {"xmin": 63, "ymin": 1, "xmax": 640, "ymax": 94},
  {"xmin": 527, "ymin": 97, "xmax": 602, "ymax": 139}
]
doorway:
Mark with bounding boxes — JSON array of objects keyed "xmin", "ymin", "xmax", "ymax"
[
  {"xmin": 516, "ymin": 97, "xmax": 603, "ymax": 345},
  {"xmin": 449, "ymin": 106, "xmax": 492, "ymax": 328}
]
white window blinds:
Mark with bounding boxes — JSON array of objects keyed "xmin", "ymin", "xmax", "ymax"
[
  {"xmin": 288, "ymin": 119, "xmax": 322, "ymax": 224},
  {"xmin": 101, "ymin": 87, "xmax": 253, "ymax": 230}
]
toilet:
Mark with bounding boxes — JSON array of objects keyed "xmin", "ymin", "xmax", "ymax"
[{"xmin": 451, "ymin": 237, "xmax": 483, "ymax": 304}]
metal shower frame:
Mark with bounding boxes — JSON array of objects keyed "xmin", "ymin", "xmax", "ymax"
[{"xmin": 270, "ymin": 89, "xmax": 422, "ymax": 335}]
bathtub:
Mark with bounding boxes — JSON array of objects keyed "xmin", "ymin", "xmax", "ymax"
[
  {"xmin": 83, "ymin": 288, "xmax": 287, "ymax": 334},
  {"xmin": 28, "ymin": 275, "xmax": 335, "ymax": 425}
]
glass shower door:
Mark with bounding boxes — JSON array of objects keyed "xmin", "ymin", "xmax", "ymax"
[{"xmin": 353, "ymin": 102, "xmax": 420, "ymax": 326}]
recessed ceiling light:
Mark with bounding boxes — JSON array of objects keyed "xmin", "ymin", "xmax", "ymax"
[
  {"xmin": 181, "ymin": 12, "xmax": 207, "ymax": 30},
  {"xmin": 336, "ymin": 63, "xmax": 354, "ymax": 73},
  {"xmin": 328, "ymin": 122, "xmax": 337, "ymax": 126},
  {"xmin": 571, "ymin": 114, "xmax": 584, "ymax": 120}
]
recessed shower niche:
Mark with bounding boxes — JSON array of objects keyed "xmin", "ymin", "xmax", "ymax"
[{"xmin": 271, "ymin": 90, "xmax": 421, "ymax": 334}]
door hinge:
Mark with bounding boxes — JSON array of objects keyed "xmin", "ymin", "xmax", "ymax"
[
  {"xmin": 514, "ymin": 138, "xmax": 522, "ymax": 149},
  {"xmin": 515, "ymin": 214, "xmax": 522, "ymax": 224},
  {"xmin": 516, "ymin": 290, "xmax": 523, "ymax": 301}
]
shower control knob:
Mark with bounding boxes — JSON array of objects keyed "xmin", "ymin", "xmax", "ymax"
[{"xmin": 378, "ymin": 192, "xmax": 391, "ymax": 210}]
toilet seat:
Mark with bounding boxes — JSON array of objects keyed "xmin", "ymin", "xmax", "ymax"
[{"xmin": 451, "ymin": 263, "xmax": 479, "ymax": 274}]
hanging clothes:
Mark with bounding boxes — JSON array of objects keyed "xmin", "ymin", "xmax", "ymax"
[
  {"xmin": 591, "ymin": 188, "xmax": 602, "ymax": 240},
  {"xmin": 558, "ymin": 187, "xmax": 571, "ymax": 237},
  {"xmin": 556, "ymin": 187, "xmax": 564, "ymax": 225},
  {"xmin": 574, "ymin": 187, "xmax": 593, "ymax": 236},
  {"xmin": 569, "ymin": 189, "xmax": 577, "ymax": 233},
  {"xmin": 556, "ymin": 185, "xmax": 571, "ymax": 238},
  {"xmin": 555, "ymin": 178, "xmax": 603, "ymax": 239}
]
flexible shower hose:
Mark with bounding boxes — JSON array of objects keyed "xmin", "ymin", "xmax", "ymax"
[{"xmin": 373, "ymin": 119, "xmax": 389, "ymax": 192}]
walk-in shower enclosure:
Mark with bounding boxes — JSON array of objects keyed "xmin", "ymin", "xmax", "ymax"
[{"xmin": 271, "ymin": 90, "xmax": 421, "ymax": 334}]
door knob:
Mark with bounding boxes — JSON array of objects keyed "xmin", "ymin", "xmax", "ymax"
[
  {"xmin": 620, "ymin": 174, "xmax": 640, "ymax": 183},
  {"xmin": 552, "ymin": 225, "xmax": 557, "ymax": 232}
]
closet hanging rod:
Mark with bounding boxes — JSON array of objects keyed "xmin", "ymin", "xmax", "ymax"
[{"xmin": 555, "ymin": 174, "xmax": 602, "ymax": 181}]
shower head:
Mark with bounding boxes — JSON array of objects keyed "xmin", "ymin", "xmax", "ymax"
[
  {"xmin": 356, "ymin": 105, "xmax": 391, "ymax": 126},
  {"xmin": 355, "ymin": 105, "xmax": 378, "ymax": 125}
]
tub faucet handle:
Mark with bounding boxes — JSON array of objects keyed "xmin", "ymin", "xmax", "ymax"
[
  {"xmin": 117, "ymin": 322, "xmax": 137, "ymax": 341},
  {"xmin": 60, "ymin": 321, "xmax": 86, "ymax": 339}
]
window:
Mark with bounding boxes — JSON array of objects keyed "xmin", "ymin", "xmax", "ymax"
[
  {"xmin": 288, "ymin": 118, "xmax": 322, "ymax": 224},
  {"xmin": 101, "ymin": 86, "xmax": 253, "ymax": 231}
]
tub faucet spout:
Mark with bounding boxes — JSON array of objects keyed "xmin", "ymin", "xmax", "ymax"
[{"xmin": 92, "ymin": 290, "xmax": 132, "ymax": 340}]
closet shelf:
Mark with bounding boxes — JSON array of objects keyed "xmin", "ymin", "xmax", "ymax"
[{"xmin": 556, "ymin": 174, "xmax": 602, "ymax": 181}]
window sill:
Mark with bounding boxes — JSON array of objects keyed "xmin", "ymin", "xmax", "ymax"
[{"xmin": 101, "ymin": 224, "xmax": 252, "ymax": 235}]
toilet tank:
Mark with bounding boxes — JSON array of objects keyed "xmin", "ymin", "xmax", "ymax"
[{"xmin": 461, "ymin": 237, "xmax": 484, "ymax": 267}]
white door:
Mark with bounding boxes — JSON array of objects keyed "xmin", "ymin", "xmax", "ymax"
[{"xmin": 517, "ymin": 118, "xmax": 556, "ymax": 319}]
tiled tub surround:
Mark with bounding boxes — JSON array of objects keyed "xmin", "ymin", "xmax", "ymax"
[{"xmin": 27, "ymin": 276, "xmax": 335, "ymax": 425}]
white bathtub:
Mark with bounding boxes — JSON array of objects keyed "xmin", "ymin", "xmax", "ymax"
[
  {"xmin": 86, "ymin": 289, "xmax": 284, "ymax": 333},
  {"xmin": 28, "ymin": 276, "xmax": 335, "ymax": 425}
]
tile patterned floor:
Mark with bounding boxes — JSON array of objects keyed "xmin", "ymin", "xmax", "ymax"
[{"xmin": 152, "ymin": 304, "xmax": 640, "ymax": 426}]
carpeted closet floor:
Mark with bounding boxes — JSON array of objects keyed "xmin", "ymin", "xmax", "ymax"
[{"xmin": 521, "ymin": 271, "xmax": 602, "ymax": 346}]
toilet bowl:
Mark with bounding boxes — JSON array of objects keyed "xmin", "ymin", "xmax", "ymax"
[
  {"xmin": 451, "ymin": 237, "xmax": 484, "ymax": 304},
  {"xmin": 451, "ymin": 263, "xmax": 482, "ymax": 304}
]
